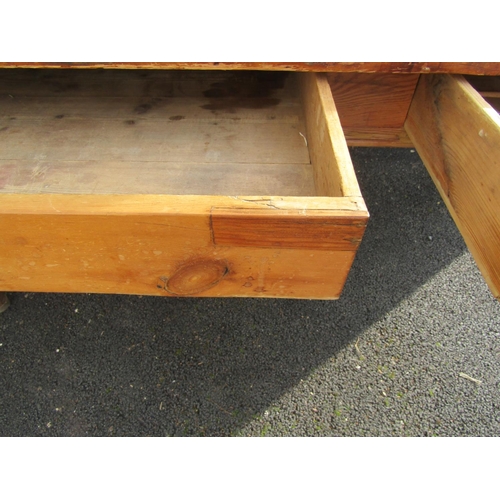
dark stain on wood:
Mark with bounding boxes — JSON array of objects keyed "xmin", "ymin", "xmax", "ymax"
[
  {"xmin": 201, "ymin": 71, "xmax": 287, "ymax": 111},
  {"xmin": 124, "ymin": 120, "xmax": 136, "ymax": 125},
  {"xmin": 169, "ymin": 115, "xmax": 185, "ymax": 121},
  {"xmin": 51, "ymin": 82, "xmax": 79, "ymax": 93},
  {"xmin": 134, "ymin": 103, "xmax": 152, "ymax": 114},
  {"xmin": 55, "ymin": 114, "xmax": 64, "ymax": 119}
]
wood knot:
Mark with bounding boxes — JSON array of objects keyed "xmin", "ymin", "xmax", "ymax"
[{"xmin": 163, "ymin": 259, "xmax": 229, "ymax": 295}]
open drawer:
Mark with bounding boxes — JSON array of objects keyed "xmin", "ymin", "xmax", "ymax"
[
  {"xmin": 0, "ymin": 70, "xmax": 368, "ymax": 299},
  {"xmin": 405, "ymin": 73, "xmax": 500, "ymax": 300}
]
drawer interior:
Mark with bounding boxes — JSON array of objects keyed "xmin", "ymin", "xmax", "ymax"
[
  {"xmin": 0, "ymin": 69, "xmax": 352, "ymax": 198},
  {"xmin": 0, "ymin": 69, "xmax": 367, "ymax": 299}
]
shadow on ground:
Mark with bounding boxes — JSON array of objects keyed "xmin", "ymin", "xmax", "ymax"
[{"xmin": 0, "ymin": 148, "xmax": 469, "ymax": 436}]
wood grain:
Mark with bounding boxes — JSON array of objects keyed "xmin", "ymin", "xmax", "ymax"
[
  {"xmin": 211, "ymin": 207, "xmax": 367, "ymax": 250},
  {"xmin": 299, "ymin": 73, "xmax": 361, "ymax": 197},
  {"xmin": 0, "ymin": 160, "xmax": 316, "ymax": 196},
  {"xmin": 2, "ymin": 62, "xmax": 500, "ymax": 75},
  {"xmin": 0, "ymin": 194, "xmax": 367, "ymax": 299},
  {"xmin": 327, "ymin": 73, "xmax": 419, "ymax": 129},
  {"xmin": 405, "ymin": 74, "xmax": 500, "ymax": 299},
  {"xmin": 343, "ymin": 127, "xmax": 413, "ymax": 148},
  {"xmin": 0, "ymin": 68, "xmax": 368, "ymax": 299},
  {"xmin": 0, "ymin": 107, "xmax": 309, "ymax": 165},
  {"xmin": 0, "ymin": 70, "xmax": 312, "ymax": 196}
]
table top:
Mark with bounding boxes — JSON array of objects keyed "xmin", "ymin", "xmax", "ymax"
[{"xmin": 1, "ymin": 62, "xmax": 500, "ymax": 75}]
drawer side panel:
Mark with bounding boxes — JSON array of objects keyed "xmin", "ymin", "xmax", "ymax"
[{"xmin": 405, "ymin": 74, "xmax": 500, "ymax": 299}]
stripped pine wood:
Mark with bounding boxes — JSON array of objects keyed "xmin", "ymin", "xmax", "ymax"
[
  {"xmin": 0, "ymin": 69, "xmax": 416, "ymax": 161},
  {"xmin": 2, "ymin": 62, "xmax": 500, "ymax": 75},
  {"xmin": 0, "ymin": 69, "xmax": 369, "ymax": 299},
  {"xmin": 0, "ymin": 193, "xmax": 367, "ymax": 215},
  {"xmin": 211, "ymin": 207, "xmax": 366, "ymax": 250},
  {"xmin": 327, "ymin": 73, "xmax": 419, "ymax": 129},
  {"xmin": 405, "ymin": 74, "xmax": 500, "ymax": 299},
  {"xmin": 326, "ymin": 73, "xmax": 418, "ymax": 147},
  {"xmin": 0, "ymin": 194, "xmax": 367, "ymax": 299},
  {"xmin": 343, "ymin": 128, "xmax": 413, "ymax": 148},
  {"xmin": 0, "ymin": 116, "xmax": 309, "ymax": 164},
  {"xmin": 299, "ymin": 73, "xmax": 361, "ymax": 197},
  {"xmin": 0, "ymin": 96, "xmax": 301, "ymax": 122},
  {"xmin": 0, "ymin": 71, "xmax": 312, "ymax": 195},
  {"xmin": 0, "ymin": 161, "xmax": 316, "ymax": 196}
]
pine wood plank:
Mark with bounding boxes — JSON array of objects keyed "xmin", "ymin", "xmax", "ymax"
[
  {"xmin": 2, "ymin": 62, "xmax": 500, "ymax": 75},
  {"xmin": 0, "ymin": 194, "xmax": 367, "ymax": 299},
  {"xmin": 0, "ymin": 193, "xmax": 367, "ymax": 215},
  {"xmin": 298, "ymin": 73, "xmax": 361, "ymax": 197},
  {"xmin": 0, "ymin": 116, "xmax": 309, "ymax": 164},
  {"xmin": 0, "ymin": 95, "xmax": 301, "ymax": 122},
  {"xmin": 211, "ymin": 207, "xmax": 366, "ymax": 250},
  {"xmin": 405, "ymin": 74, "xmax": 500, "ymax": 299},
  {"xmin": 343, "ymin": 127, "xmax": 413, "ymax": 148},
  {"xmin": 0, "ymin": 70, "xmax": 311, "ymax": 195},
  {"xmin": 0, "ymin": 160, "xmax": 316, "ymax": 196},
  {"xmin": 327, "ymin": 73, "xmax": 419, "ymax": 129}
]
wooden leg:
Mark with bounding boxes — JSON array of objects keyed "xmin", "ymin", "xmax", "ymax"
[{"xmin": 0, "ymin": 292, "xmax": 10, "ymax": 314}]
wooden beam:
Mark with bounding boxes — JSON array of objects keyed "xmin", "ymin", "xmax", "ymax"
[
  {"xmin": 1, "ymin": 62, "xmax": 500, "ymax": 75},
  {"xmin": 405, "ymin": 74, "xmax": 500, "ymax": 299}
]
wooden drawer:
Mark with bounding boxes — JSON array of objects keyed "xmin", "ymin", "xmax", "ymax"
[
  {"xmin": 0, "ymin": 69, "xmax": 368, "ymax": 299},
  {"xmin": 405, "ymin": 73, "xmax": 500, "ymax": 299}
]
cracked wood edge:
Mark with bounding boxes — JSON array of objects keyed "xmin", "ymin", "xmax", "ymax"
[
  {"xmin": 0, "ymin": 193, "xmax": 368, "ymax": 251},
  {"xmin": 405, "ymin": 74, "xmax": 500, "ymax": 299},
  {"xmin": 0, "ymin": 193, "xmax": 366, "ymax": 215}
]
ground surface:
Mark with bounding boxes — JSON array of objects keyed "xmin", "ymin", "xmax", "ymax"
[{"xmin": 1, "ymin": 148, "xmax": 499, "ymax": 437}]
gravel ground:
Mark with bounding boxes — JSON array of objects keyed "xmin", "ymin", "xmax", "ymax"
[{"xmin": 1, "ymin": 147, "xmax": 499, "ymax": 437}]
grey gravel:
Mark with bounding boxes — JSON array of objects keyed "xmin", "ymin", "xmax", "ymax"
[{"xmin": 1, "ymin": 147, "xmax": 499, "ymax": 436}]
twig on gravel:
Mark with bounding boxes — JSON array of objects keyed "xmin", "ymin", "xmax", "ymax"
[
  {"xmin": 354, "ymin": 339, "xmax": 365, "ymax": 360},
  {"xmin": 459, "ymin": 372, "xmax": 482, "ymax": 385}
]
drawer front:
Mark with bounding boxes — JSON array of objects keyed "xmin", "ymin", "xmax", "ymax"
[
  {"xmin": 0, "ymin": 71, "xmax": 368, "ymax": 299},
  {"xmin": 0, "ymin": 195, "xmax": 366, "ymax": 299},
  {"xmin": 405, "ymin": 74, "xmax": 500, "ymax": 299}
]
